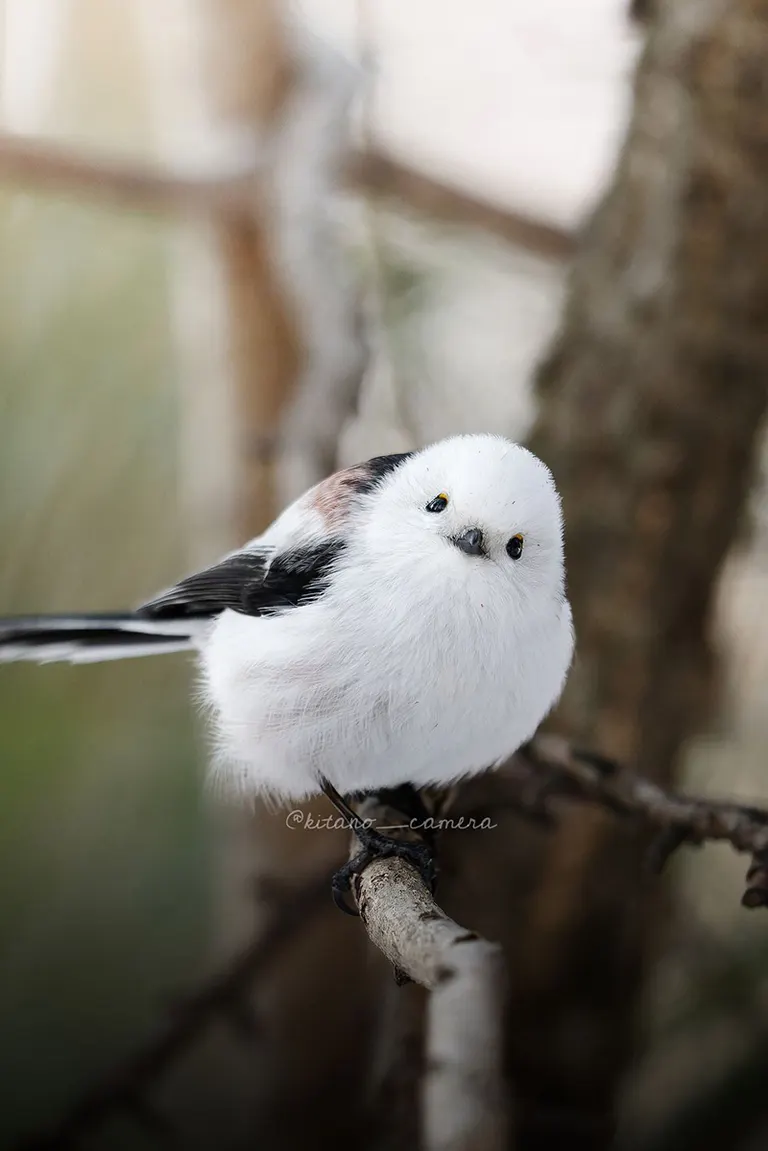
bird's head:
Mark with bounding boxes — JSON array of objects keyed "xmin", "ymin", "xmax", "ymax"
[{"xmin": 360, "ymin": 434, "xmax": 567, "ymax": 604}]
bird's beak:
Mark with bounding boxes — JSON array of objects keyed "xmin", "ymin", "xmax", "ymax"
[{"xmin": 453, "ymin": 528, "xmax": 486, "ymax": 557}]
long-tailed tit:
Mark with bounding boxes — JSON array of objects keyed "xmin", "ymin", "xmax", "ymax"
[{"xmin": 0, "ymin": 434, "xmax": 573, "ymax": 908}]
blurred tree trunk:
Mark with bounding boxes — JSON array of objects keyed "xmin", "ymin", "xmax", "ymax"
[
  {"xmin": 496, "ymin": 0, "xmax": 768, "ymax": 1145},
  {"xmin": 199, "ymin": 0, "xmax": 298, "ymax": 542}
]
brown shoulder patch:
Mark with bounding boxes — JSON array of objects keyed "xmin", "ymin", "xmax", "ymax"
[
  {"xmin": 310, "ymin": 453, "xmax": 413, "ymax": 529},
  {"xmin": 310, "ymin": 466, "xmax": 368, "ymax": 529}
]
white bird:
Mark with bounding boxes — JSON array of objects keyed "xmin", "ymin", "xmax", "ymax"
[{"xmin": 0, "ymin": 434, "xmax": 573, "ymax": 908}]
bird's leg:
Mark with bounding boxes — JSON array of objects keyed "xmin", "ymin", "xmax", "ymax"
[
  {"xmin": 319, "ymin": 776, "xmax": 370, "ymax": 832},
  {"xmin": 364, "ymin": 782, "xmax": 435, "ymax": 836},
  {"xmin": 319, "ymin": 777, "xmax": 438, "ymax": 916}
]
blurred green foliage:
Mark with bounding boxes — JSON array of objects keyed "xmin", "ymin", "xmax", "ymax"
[{"xmin": 0, "ymin": 190, "xmax": 211, "ymax": 1144}]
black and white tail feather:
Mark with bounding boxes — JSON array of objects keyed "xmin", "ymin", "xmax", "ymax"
[
  {"xmin": 0, "ymin": 614, "xmax": 196, "ymax": 664},
  {"xmin": 0, "ymin": 546, "xmax": 288, "ymax": 664},
  {"xmin": 0, "ymin": 450, "xmax": 402, "ymax": 668}
]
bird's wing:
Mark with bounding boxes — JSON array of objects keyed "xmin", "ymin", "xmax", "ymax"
[
  {"xmin": 0, "ymin": 453, "xmax": 414, "ymax": 663},
  {"xmin": 137, "ymin": 539, "xmax": 346, "ymax": 621},
  {"xmin": 137, "ymin": 550, "xmax": 272, "ymax": 619},
  {"xmin": 138, "ymin": 450, "xmax": 412, "ymax": 621}
]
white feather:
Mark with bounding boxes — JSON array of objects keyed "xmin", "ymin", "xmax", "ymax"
[
  {"xmin": 1, "ymin": 435, "xmax": 573, "ymax": 800},
  {"xmin": 202, "ymin": 434, "xmax": 574, "ymax": 801},
  {"xmin": 0, "ymin": 640, "xmax": 194, "ymax": 665},
  {"xmin": 0, "ymin": 615, "xmax": 201, "ymax": 664}
]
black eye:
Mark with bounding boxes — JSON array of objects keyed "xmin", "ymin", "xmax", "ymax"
[
  {"xmin": 426, "ymin": 493, "xmax": 449, "ymax": 513},
  {"xmin": 506, "ymin": 534, "xmax": 524, "ymax": 560}
]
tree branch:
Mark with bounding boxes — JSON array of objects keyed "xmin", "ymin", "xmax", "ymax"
[
  {"xmin": 0, "ymin": 132, "xmax": 575, "ymax": 263},
  {"xmin": 351, "ymin": 150, "xmax": 575, "ymax": 261},
  {"xmin": 507, "ymin": 735, "xmax": 768, "ymax": 908},
  {"xmin": 356, "ymin": 858, "xmax": 508, "ymax": 1151},
  {"xmin": 342, "ymin": 734, "xmax": 768, "ymax": 1143},
  {"xmin": 0, "ymin": 133, "xmax": 260, "ymax": 215},
  {"xmin": 18, "ymin": 734, "xmax": 768, "ymax": 1149},
  {"xmin": 349, "ymin": 792, "xmax": 510, "ymax": 1151}
]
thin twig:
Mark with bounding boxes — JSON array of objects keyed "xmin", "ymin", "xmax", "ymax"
[{"xmin": 512, "ymin": 734, "xmax": 768, "ymax": 908}]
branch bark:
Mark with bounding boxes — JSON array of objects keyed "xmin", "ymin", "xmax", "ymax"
[
  {"xmin": 349, "ymin": 729, "xmax": 768, "ymax": 1149},
  {"xmin": 17, "ymin": 733, "xmax": 768, "ymax": 1151},
  {"xmin": 0, "ymin": 131, "xmax": 574, "ymax": 261},
  {"xmin": 348, "ymin": 789, "xmax": 510, "ymax": 1151},
  {"xmin": 508, "ymin": 736, "xmax": 768, "ymax": 907},
  {"xmin": 357, "ymin": 861, "xmax": 508, "ymax": 1151}
]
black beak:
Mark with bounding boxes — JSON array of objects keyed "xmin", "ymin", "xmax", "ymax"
[{"xmin": 453, "ymin": 528, "xmax": 486, "ymax": 557}]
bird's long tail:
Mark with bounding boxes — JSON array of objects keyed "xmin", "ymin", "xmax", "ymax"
[{"xmin": 0, "ymin": 614, "xmax": 197, "ymax": 664}]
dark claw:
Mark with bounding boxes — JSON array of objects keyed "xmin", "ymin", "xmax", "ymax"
[
  {"xmin": 332, "ymin": 865, "xmax": 361, "ymax": 916},
  {"xmin": 331, "ymin": 829, "xmax": 438, "ymax": 916}
]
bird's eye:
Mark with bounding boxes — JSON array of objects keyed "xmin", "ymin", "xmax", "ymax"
[
  {"xmin": 426, "ymin": 493, "xmax": 449, "ymax": 513},
  {"xmin": 506, "ymin": 533, "xmax": 524, "ymax": 560}
]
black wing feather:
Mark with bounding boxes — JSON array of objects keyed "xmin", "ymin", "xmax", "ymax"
[
  {"xmin": 259, "ymin": 540, "xmax": 345, "ymax": 609},
  {"xmin": 137, "ymin": 541, "xmax": 345, "ymax": 621},
  {"xmin": 137, "ymin": 552, "xmax": 269, "ymax": 620}
]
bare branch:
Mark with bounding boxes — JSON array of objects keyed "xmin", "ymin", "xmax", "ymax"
[
  {"xmin": 355, "ymin": 858, "xmax": 508, "ymax": 1151},
  {"xmin": 346, "ymin": 735, "xmax": 768, "ymax": 1141},
  {"xmin": 0, "ymin": 132, "xmax": 575, "ymax": 267},
  {"xmin": 19, "ymin": 733, "xmax": 768, "ymax": 1149},
  {"xmin": 349, "ymin": 792, "xmax": 510, "ymax": 1151},
  {"xmin": 506, "ymin": 735, "xmax": 768, "ymax": 908},
  {"xmin": 0, "ymin": 132, "xmax": 260, "ymax": 214},
  {"xmin": 351, "ymin": 150, "xmax": 576, "ymax": 261},
  {"xmin": 424, "ymin": 931, "xmax": 508, "ymax": 1151}
]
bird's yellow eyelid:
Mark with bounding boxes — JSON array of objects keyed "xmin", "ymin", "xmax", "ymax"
[{"xmin": 438, "ymin": 492, "xmax": 449, "ymax": 502}]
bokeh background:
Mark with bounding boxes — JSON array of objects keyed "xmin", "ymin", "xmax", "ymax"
[{"xmin": 2, "ymin": 1, "xmax": 768, "ymax": 1148}]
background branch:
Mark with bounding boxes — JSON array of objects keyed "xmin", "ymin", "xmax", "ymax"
[
  {"xmin": 0, "ymin": 133, "xmax": 260, "ymax": 213},
  {"xmin": 351, "ymin": 151, "xmax": 575, "ymax": 260},
  {"xmin": 502, "ymin": 736, "xmax": 768, "ymax": 908},
  {"xmin": 0, "ymin": 132, "xmax": 575, "ymax": 263}
]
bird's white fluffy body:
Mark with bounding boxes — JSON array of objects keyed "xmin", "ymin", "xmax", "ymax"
[
  {"xmin": 202, "ymin": 435, "xmax": 573, "ymax": 801},
  {"xmin": 0, "ymin": 434, "xmax": 574, "ymax": 804}
]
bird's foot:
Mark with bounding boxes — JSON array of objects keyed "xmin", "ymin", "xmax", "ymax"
[{"xmin": 331, "ymin": 828, "xmax": 437, "ymax": 916}]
